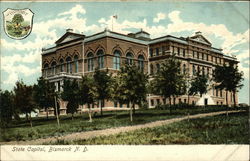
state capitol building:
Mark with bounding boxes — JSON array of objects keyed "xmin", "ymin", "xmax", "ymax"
[{"xmin": 41, "ymin": 28, "xmax": 238, "ymax": 114}]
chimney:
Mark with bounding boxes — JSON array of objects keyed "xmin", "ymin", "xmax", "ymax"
[
  {"xmin": 195, "ymin": 31, "xmax": 202, "ymax": 36},
  {"xmin": 66, "ymin": 28, "xmax": 73, "ymax": 33}
]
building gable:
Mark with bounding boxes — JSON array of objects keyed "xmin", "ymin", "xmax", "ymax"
[
  {"xmin": 55, "ymin": 30, "xmax": 85, "ymax": 45},
  {"xmin": 189, "ymin": 31, "xmax": 211, "ymax": 45}
]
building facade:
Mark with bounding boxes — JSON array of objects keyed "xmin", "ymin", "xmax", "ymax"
[{"xmin": 41, "ymin": 29, "xmax": 238, "ymax": 115}]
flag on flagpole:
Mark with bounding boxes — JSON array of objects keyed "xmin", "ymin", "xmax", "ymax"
[{"xmin": 113, "ymin": 15, "xmax": 118, "ymax": 19}]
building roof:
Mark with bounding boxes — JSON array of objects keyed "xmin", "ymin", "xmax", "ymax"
[{"xmin": 41, "ymin": 29, "xmax": 237, "ymax": 61}]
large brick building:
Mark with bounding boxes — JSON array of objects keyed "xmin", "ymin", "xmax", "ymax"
[{"xmin": 41, "ymin": 28, "xmax": 238, "ymax": 114}]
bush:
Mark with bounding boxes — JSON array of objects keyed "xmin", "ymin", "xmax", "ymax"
[{"xmin": 28, "ymin": 129, "xmax": 40, "ymax": 139}]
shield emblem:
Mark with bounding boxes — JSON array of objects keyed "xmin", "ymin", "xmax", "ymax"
[{"xmin": 2, "ymin": 8, "xmax": 34, "ymax": 40}]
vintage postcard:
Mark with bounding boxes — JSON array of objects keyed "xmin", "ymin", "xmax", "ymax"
[{"xmin": 0, "ymin": 1, "xmax": 249, "ymax": 161}]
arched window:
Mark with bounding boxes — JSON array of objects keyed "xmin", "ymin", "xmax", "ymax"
[
  {"xmin": 150, "ymin": 64, "xmax": 154, "ymax": 75},
  {"xmin": 183, "ymin": 64, "xmax": 186, "ymax": 74},
  {"xmin": 97, "ymin": 50, "xmax": 104, "ymax": 69},
  {"xmin": 87, "ymin": 52, "xmax": 94, "ymax": 71},
  {"xmin": 44, "ymin": 63, "xmax": 49, "ymax": 77},
  {"xmin": 66, "ymin": 57, "xmax": 72, "ymax": 73},
  {"xmin": 156, "ymin": 63, "xmax": 160, "ymax": 73},
  {"xmin": 138, "ymin": 55, "xmax": 144, "ymax": 72},
  {"xmin": 51, "ymin": 61, "xmax": 57, "ymax": 75},
  {"xmin": 60, "ymin": 59, "xmax": 64, "ymax": 72},
  {"xmin": 74, "ymin": 55, "xmax": 78, "ymax": 73},
  {"xmin": 202, "ymin": 66, "xmax": 205, "ymax": 75},
  {"xmin": 113, "ymin": 50, "xmax": 121, "ymax": 70},
  {"xmin": 126, "ymin": 52, "xmax": 133, "ymax": 65},
  {"xmin": 197, "ymin": 66, "xmax": 200, "ymax": 74}
]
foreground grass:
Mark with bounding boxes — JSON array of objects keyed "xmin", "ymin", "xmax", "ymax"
[
  {"xmin": 0, "ymin": 106, "xmax": 246, "ymax": 142},
  {"xmin": 62, "ymin": 111, "xmax": 249, "ymax": 145}
]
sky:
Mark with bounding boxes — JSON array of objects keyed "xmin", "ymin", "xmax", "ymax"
[{"xmin": 0, "ymin": 2, "xmax": 249, "ymax": 104}]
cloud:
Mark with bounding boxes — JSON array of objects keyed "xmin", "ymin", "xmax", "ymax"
[
  {"xmin": 236, "ymin": 49, "xmax": 249, "ymax": 80},
  {"xmin": 1, "ymin": 49, "xmax": 41, "ymax": 85},
  {"xmin": 165, "ymin": 11, "xmax": 249, "ymax": 55},
  {"xmin": 58, "ymin": 4, "xmax": 86, "ymax": 19},
  {"xmin": 153, "ymin": 13, "xmax": 167, "ymax": 23}
]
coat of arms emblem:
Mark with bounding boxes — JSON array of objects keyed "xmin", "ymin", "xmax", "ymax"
[{"xmin": 2, "ymin": 8, "xmax": 34, "ymax": 40}]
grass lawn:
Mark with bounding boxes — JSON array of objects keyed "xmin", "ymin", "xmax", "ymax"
[
  {"xmin": 66, "ymin": 111, "xmax": 249, "ymax": 145},
  {"xmin": 0, "ymin": 106, "xmax": 246, "ymax": 142}
]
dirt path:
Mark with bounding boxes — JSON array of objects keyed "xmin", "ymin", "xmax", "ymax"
[{"xmin": 1, "ymin": 110, "xmax": 244, "ymax": 145}]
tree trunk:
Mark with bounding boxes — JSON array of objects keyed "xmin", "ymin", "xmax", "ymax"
[
  {"xmin": 29, "ymin": 112, "xmax": 33, "ymax": 128},
  {"xmin": 100, "ymin": 99, "xmax": 103, "ymax": 116},
  {"xmin": 233, "ymin": 91, "xmax": 237, "ymax": 108},
  {"xmin": 225, "ymin": 91, "xmax": 228, "ymax": 117},
  {"xmin": 25, "ymin": 112, "xmax": 28, "ymax": 121},
  {"xmin": 169, "ymin": 97, "xmax": 172, "ymax": 114},
  {"xmin": 46, "ymin": 108, "xmax": 49, "ymax": 120},
  {"xmin": 71, "ymin": 113, "xmax": 74, "ymax": 120},
  {"xmin": 54, "ymin": 96, "xmax": 60, "ymax": 126},
  {"xmin": 130, "ymin": 104, "xmax": 133, "ymax": 122},
  {"xmin": 88, "ymin": 104, "xmax": 92, "ymax": 122},
  {"xmin": 132, "ymin": 103, "xmax": 135, "ymax": 115}
]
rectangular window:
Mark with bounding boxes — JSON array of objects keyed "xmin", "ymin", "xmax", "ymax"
[
  {"xmin": 162, "ymin": 46, "xmax": 165, "ymax": 54},
  {"xmin": 177, "ymin": 48, "xmax": 180, "ymax": 55},
  {"xmin": 183, "ymin": 50, "xmax": 185, "ymax": 57},
  {"xmin": 156, "ymin": 48, "xmax": 159, "ymax": 56},
  {"xmin": 150, "ymin": 49, "xmax": 153, "ymax": 57},
  {"xmin": 162, "ymin": 98, "xmax": 166, "ymax": 104},
  {"xmin": 58, "ymin": 81, "xmax": 60, "ymax": 92},
  {"xmin": 151, "ymin": 99, "xmax": 154, "ymax": 106},
  {"xmin": 179, "ymin": 98, "xmax": 181, "ymax": 104},
  {"xmin": 113, "ymin": 56, "xmax": 120, "ymax": 70},
  {"xmin": 98, "ymin": 56, "xmax": 104, "ymax": 69},
  {"xmin": 114, "ymin": 101, "xmax": 117, "ymax": 108},
  {"xmin": 75, "ymin": 61, "xmax": 78, "ymax": 73},
  {"xmin": 193, "ymin": 51, "xmax": 195, "ymax": 58},
  {"xmin": 174, "ymin": 47, "xmax": 178, "ymax": 54},
  {"xmin": 171, "ymin": 46, "xmax": 174, "ymax": 53},
  {"xmin": 193, "ymin": 65, "xmax": 196, "ymax": 75},
  {"xmin": 119, "ymin": 102, "xmax": 123, "ymax": 108},
  {"xmin": 157, "ymin": 99, "xmax": 160, "ymax": 105}
]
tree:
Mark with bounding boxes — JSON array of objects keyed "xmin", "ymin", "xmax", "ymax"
[
  {"xmin": 13, "ymin": 80, "xmax": 36, "ymax": 127},
  {"xmin": 214, "ymin": 62, "xmax": 244, "ymax": 107},
  {"xmin": 93, "ymin": 69, "xmax": 112, "ymax": 116},
  {"xmin": 61, "ymin": 79, "xmax": 80, "ymax": 120},
  {"xmin": 112, "ymin": 64, "xmax": 148, "ymax": 122},
  {"xmin": 189, "ymin": 73, "xmax": 209, "ymax": 98},
  {"xmin": 79, "ymin": 76, "xmax": 97, "ymax": 122},
  {"xmin": 150, "ymin": 55, "xmax": 186, "ymax": 113},
  {"xmin": 33, "ymin": 77, "xmax": 55, "ymax": 119},
  {"xmin": 0, "ymin": 90, "xmax": 14, "ymax": 127},
  {"xmin": 12, "ymin": 14, "xmax": 24, "ymax": 26}
]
